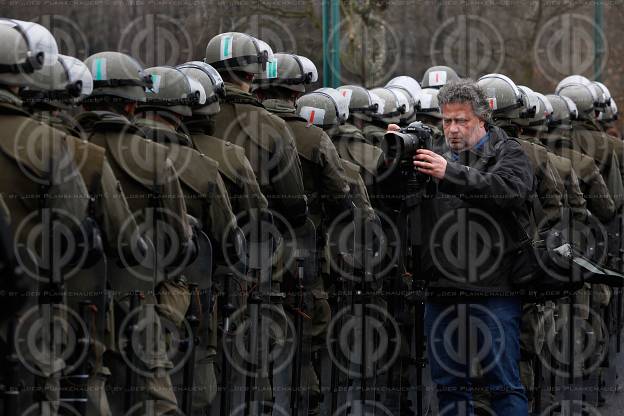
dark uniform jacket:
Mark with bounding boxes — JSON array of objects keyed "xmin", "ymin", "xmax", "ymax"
[{"xmin": 422, "ymin": 126, "xmax": 534, "ymax": 295}]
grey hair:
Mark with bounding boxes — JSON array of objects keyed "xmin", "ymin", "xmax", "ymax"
[{"xmin": 438, "ymin": 78, "xmax": 492, "ymax": 124}]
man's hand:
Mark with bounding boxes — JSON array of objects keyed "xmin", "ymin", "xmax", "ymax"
[
  {"xmin": 413, "ymin": 149, "xmax": 447, "ymax": 179},
  {"xmin": 387, "ymin": 124, "xmax": 401, "ymax": 132}
]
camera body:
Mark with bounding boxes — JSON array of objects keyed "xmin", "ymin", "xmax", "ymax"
[
  {"xmin": 381, "ymin": 121, "xmax": 433, "ymax": 164},
  {"xmin": 381, "ymin": 121, "xmax": 434, "ymax": 197}
]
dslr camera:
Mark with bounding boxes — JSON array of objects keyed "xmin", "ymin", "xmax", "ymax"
[
  {"xmin": 382, "ymin": 121, "xmax": 432, "ymax": 169},
  {"xmin": 382, "ymin": 121, "xmax": 433, "ymax": 164},
  {"xmin": 381, "ymin": 121, "xmax": 434, "ymax": 196}
]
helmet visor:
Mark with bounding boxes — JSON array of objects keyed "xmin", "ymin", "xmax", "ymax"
[
  {"xmin": 0, "ymin": 19, "xmax": 59, "ymax": 66},
  {"xmin": 386, "ymin": 76, "xmax": 421, "ymax": 101},
  {"xmin": 60, "ymin": 55, "xmax": 93, "ymax": 96},
  {"xmin": 317, "ymin": 87, "xmax": 349, "ymax": 121},
  {"xmin": 295, "ymin": 55, "xmax": 318, "ymax": 83}
]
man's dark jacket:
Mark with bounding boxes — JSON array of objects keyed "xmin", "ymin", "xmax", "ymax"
[{"xmin": 421, "ymin": 126, "xmax": 535, "ymax": 296}]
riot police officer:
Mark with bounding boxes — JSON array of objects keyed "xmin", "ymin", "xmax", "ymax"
[
  {"xmin": 557, "ymin": 76, "xmax": 624, "ymax": 211},
  {"xmin": 205, "ymin": 31, "xmax": 308, "ymax": 413},
  {"xmin": 0, "ymin": 20, "xmax": 91, "ymax": 415},
  {"xmin": 253, "ymin": 52, "xmax": 351, "ymax": 415},
  {"xmin": 542, "ymin": 94, "xmax": 616, "ymax": 223},
  {"xmin": 363, "ymin": 86, "xmax": 409, "ymax": 147},
  {"xmin": 19, "ymin": 52, "xmax": 150, "ymax": 416},
  {"xmin": 413, "ymin": 88, "xmax": 447, "ymax": 153},
  {"xmin": 80, "ymin": 50, "xmax": 196, "ymax": 415},
  {"xmin": 477, "ymin": 73, "xmax": 565, "ymax": 413},
  {"xmin": 477, "ymin": 74, "xmax": 563, "ymax": 231}
]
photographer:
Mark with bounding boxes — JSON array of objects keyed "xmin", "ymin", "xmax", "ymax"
[{"xmin": 392, "ymin": 79, "xmax": 533, "ymax": 415}]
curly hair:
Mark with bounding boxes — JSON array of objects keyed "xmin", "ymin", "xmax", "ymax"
[{"xmin": 438, "ymin": 79, "xmax": 492, "ymax": 124}]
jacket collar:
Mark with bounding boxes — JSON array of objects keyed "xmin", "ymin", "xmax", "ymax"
[
  {"xmin": 32, "ymin": 110, "xmax": 62, "ymax": 126},
  {"xmin": 335, "ymin": 122, "xmax": 368, "ymax": 143},
  {"xmin": 32, "ymin": 110, "xmax": 82, "ymax": 137},
  {"xmin": 365, "ymin": 117, "xmax": 391, "ymax": 130},
  {"xmin": 262, "ymin": 98, "xmax": 308, "ymax": 123},
  {"xmin": 0, "ymin": 88, "xmax": 29, "ymax": 116},
  {"xmin": 540, "ymin": 131, "xmax": 578, "ymax": 152},
  {"xmin": 76, "ymin": 110, "xmax": 143, "ymax": 135},
  {"xmin": 262, "ymin": 98, "xmax": 296, "ymax": 114},
  {"xmin": 134, "ymin": 117, "xmax": 192, "ymax": 147},
  {"xmin": 183, "ymin": 116, "xmax": 214, "ymax": 135},
  {"xmin": 572, "ymin": 118, "xmax": 601, "ymax": 133},
  {"xmin": 223, "ymin": 82, "xmax": 264, "ymax": 107}
]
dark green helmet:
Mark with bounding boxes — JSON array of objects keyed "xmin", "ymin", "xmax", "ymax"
[
  {"xmin": 21, "ymin": 54, "xmax": 93, "ymax": 107},
  {"xmin": 252, "ymin": 53, "xmax": 318, "ymax": 93},
  {"xmin": 556, "ymin": 75, "xmax": 593, "ymax": 93},
  {"xmin": 296, "ymin": 87, "xmax": 349, "ymax": 128},
  {"xmin": 421, "ymin": 65, "xmax": 459, "ymax": 89},
  {"xmin": 515, "ymin": 86, "xmax": 551, "ymax": 130},
  {"xmin": 545, "ymin": 94, "xmax": 578, "ymax": 130},
  {"xmin": 477, "ymin": 73, "xmax": 527, "ymax": 120},
  {"xmin": 593, "ymin": 81, "xmax": 612, "ymax": 109},
  {"xmin": 416, "ymin": 88, "xmax": 441, "ymax": 119},
  {"xmin": 557, "ymin": 83, "xmax": 597, "ymax": 120},
  {"xmin": 336, "ymin": 85, "xmax": 383, "ymax": 122},
  {"xmin": 599, "ymin": 98, "xmax": 618, "ymax": 123},
  {"xmin": 84, "ymin": 51, "xmax": 152, "ymax": 102},
  {"xmin": 205, "ymin": 32, "xmax": 274, "ymax": 75},
  {"xmin": 385, "ymin": 76, "xmax": 422, "ymax": 121},
  {"xmin": 369, "ymin": 87, "xmax": 408, "ymax": 123},
  {"xmin": 140, "ymin": 66, "xmax": 205, "ymax": 117},
  {"xmin": 177, "ymin": 61, "xmax": 223, "ymax": 116}
]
